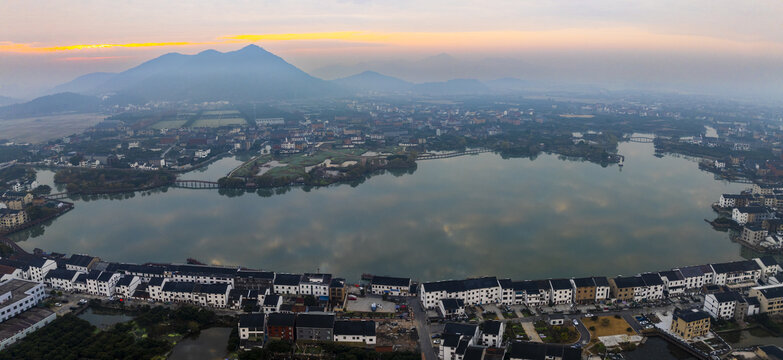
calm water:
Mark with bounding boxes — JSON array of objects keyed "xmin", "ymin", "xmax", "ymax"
[
  {"xmin": 78, "ymin": 307, "xmax": 133, "ymax": 329},
  {"xmin": 169, "ymin": 327, "xmax": 230, "ymax": 360},
  {"xmin": 721, "ymin": 327, "xmax": 783, "ymax": 348},
  {"xmin": 16, "ymin": 140, "xmax": 747, "ymax": 282},
  {"xmin": 624, "ymin": 337, "xmax": 695, "ymax": 360}
]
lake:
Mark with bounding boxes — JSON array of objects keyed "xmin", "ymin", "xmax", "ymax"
[
  {"xmin": 78, "ymin": 307, "xmax": 134, "ymax": 330},
  {"xmin": 16, "ymin": 139, "xmax": 747, "ymax": 282},
  {"xmin": 168, "ymin": 327, "xmax": 231, "ymax": 360}
]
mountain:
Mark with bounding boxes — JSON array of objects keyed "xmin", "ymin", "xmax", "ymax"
[
  {"xmin": 0, "ymin": 96, "xmax": 22, "ymax": 107},
  {"xmin": 331, "ymin": 71, "xmax": 413, "ymax": 93},
  {"xmin": 54, "ymin": 45, "xmax": 342, "ymax": 102},
  {"xmin": 412, "ymin": 79, "xmax": 491, "ymax": 96},
  {"xmin": 50, "ymin": 72, "xmax": 118, "ymax": 95},
  {"xmin": 485, "ymin": 78, "xmax": 529, "ymax": 93},
  {"xmin": 0, "ymin": 92, "xmax": 100, "ymax": 119}
]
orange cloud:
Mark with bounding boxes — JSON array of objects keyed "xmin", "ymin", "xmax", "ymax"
[
  {"xmin": 0, "ymin": 41, "xmax": 202, "ymax": 53},
  {"xmin": 56, "ymin": 56, "xmax": 130, "ymax": 62},
  {"xmin": 3, "ymin": 29, "xmax": 782, "ymax": 55}
]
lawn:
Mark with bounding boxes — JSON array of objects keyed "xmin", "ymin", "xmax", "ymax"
[
  {"xmin": 150, "ymin": 120, "xmax": 187, "ymax": 129},
  {"xmin": 585, "ymin": 316, "xmax": 635, "ymax": 337},
  {"xmin": 191, "ymin": 117, "xmax": 247, "ymax": 128}
]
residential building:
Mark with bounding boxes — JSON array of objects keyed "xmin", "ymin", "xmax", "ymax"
[
  {"xmin": 0, "ymin": 308, "xmax": 56, "ymax": 350},
  {"xmin": 333, "ymin": 320, "xmax": 376, "ymax": 344},
  {"xmin": 719, "ymin": 194, "xmax": 752, "ymax": 208},
  {"xmin": 266, "ymin": 313, "xmax": 295, "ymax": 341},
  {"xmin": 755, "ymin": 256, "xmax": 782, "ymax": 282},
  {"xmin": 498, "ymin": 279, "xmax": 514, "ymax": 305},
  {"xmin": 0, "ymin": 209, "xmax": 28, "ymax": 230},
  {"xmin": 670, "ymin": 309, "xmax": 711, "ymax": 341},
  {"xmin": 678, "ymin": 266, "xmax": 707, "ymax": 291},
  {"xmin": 742, "ymin": 225, "xmax": 768, "ymax": 245},
  {"xmin": 44, "ymin": 268, "xmax": 80, "ymax": 291},
  {"xmin": 658, "ymin": 270, "xmax": 687, "ymax": 297},
  {"xmin": 115, "ymin": 275, "xmax": 141, "ymax": 298},
  {"xmin": 711, "ymin": 260, "xmax": 761, "ymax": 288},
  {"xmin": 262, "ymin": 294, "xmax": 282, "ymax": 313},
  {"xmin": 549, "ymin": 279, "xmax": 573, "ymax": 305},
  {"xmin": 571, "ymin": 277, "xmax": 596, "ymax": 304},
  {"xmin": 65, "ymin": 254, "xmax": 99, "ymax": 272},
  {"xmin": 159, "ymin": 281, "xmax": 232, "ymax": 308},
  {"xmin": 0, "ymin": 280, "xmax": 46, "ymax": 323},
  {"xmin": 480, "ymin": 320, "xmax": 504, "ymax": 347},
  {"xmin": 732, "ymin": 206, "xmax": 774, "ymax": 225},
  {"xmin": 299, "ymin": 273, "xmax": 331, "ymax": 297},
  {"xmin": 234, "ymin": 270, "xmax": 275, "ymax": 291},
  {"xmin": 507, "ymin": 341, "xmax": 581, "ymax": 360},
  {"xmin": 238, "ymin": 313, "xmax": 265, "ymax": 342},
  {"xmin": 0, "ymin": 257, "xmax": 56, "ymax": 283},
  {"xmin": 370, "ymin": 275, "xmax": 411, "ymax": 296},
  {"xmin": 640, "ymin": 273, "xmax": 665, "ymax": 300},
  {"xmin": 420, "ymin": 277, "xmax": 500, "ymax": 309},
  {"xmin": 610, "ymin": 276, "xmax": 646, "ymax": 302},
  {"xmin": 165, "ymin": 264, "xmax": 237, "ymax": 286},
  {"xmin": 0, "ymin": 266, "xmax": 22, "ymax": 283},
  {"xmin": 703, "ymin": 292, "xmax": 741, "ymax": 320},
  {"xmin": 439, "ymin": 298, "xmax": 466, "ymax": 318},
  {"xmin": 273, "ymin": 273, "xmax": 302, "ymax": 295},
  {"xmin": 86, "ymin": 271, "xmax": 121, "ymax": 296},
  {"xmin": 593, "ymin": 277, "xmax": 611, "ymax": 302},
  {"xmin": 329, "ymin": 278, "xmax": 346, "ymax": 305},
  {"xmin": 106, "ymin": 263, "xmax": 165, "ymax": 281},
  {"xmin": 295, "ymin": 313, "xmax": 334, "ymax": 341},
  {"xmin": 749, "ymin": 284, "xmax": 783, "ymax": 315}
]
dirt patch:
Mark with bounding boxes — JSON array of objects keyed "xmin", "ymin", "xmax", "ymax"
[{"xmin": 585, "ymin": 316, "xmax": 634, "ymax": 337}]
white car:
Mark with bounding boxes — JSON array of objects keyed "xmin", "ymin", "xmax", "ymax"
[{"xmin": 572, "ymin": 319, "xmax": 579, "ymax": 326}]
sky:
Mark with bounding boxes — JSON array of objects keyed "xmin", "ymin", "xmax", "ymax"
[{"xmin": 1, "ymin": 0, "xmax": 783, "ymax": 100}]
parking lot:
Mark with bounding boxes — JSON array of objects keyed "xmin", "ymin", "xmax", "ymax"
[{"xmin": 345, "ymin": 295, "xmax": 397, "ymax": 313}]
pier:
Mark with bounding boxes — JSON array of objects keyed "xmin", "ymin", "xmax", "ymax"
[
  {"xmin": 172, "ymin": 180, "xmax": 220, "ymax": 189},
  {"xmin": 417, "ymin": 149, "xmax": 492, "ymax": 160}
]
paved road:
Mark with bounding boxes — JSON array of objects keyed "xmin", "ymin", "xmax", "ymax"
[
  {"xmin": 569, "ymin": 317, "xmax": 591, "ymax": 346},
  {"xmin": 411, "ymin": 297, "xmax": 437, "ymax": 360}
]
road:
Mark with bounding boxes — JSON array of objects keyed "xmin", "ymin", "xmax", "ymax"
[
  {"xmin": 411, "ymin": 297, "xmax": 437, "ymax": 360},
  {"xmin": 569, "ymin": 317, "xmax": 591, "ymax": 346}
]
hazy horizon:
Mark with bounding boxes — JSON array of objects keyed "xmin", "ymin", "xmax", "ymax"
[{"xmin": 2, "ymin": 1, "xmax": 783, "ymax": 101}]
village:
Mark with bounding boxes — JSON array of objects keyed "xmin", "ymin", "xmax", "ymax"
[{"xmin": 0, "ymin": 240, "xmax": 779, "ymax": 360}]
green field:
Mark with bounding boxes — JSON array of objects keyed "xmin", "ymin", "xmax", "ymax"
[
  {"xmin": 150, "ymin": 120, "xmax": 187, "ymax": 129},
  {"xmin": 190, "ymin": 117, "xmax": 247, "ymax": 128},
  {"xmin": 232, "ymin": 148, "xmax": 368, "ymax": 178},
  {"xmin": 202, "ymin": 110, "xmax": 240, "ymax": 116}
]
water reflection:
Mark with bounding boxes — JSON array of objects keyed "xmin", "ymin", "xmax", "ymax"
[
  {"xmin": 168, "ymin": 327, "xmax": 230, "ymax": 360},
  {"xmin": 17, "ymin": 141, "xmax": 747, "ymax": 282}
]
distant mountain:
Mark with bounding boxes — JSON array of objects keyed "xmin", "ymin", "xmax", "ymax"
[
  {"xmin": 332, "ymin": 71, "xmax": 413, "ymax": 93},
  {"xmin": 54, "ymin": 45, "xmax": 342, "ymax": 102},
  {"xmin": 485, "ymin": 78, "xmax": 529, "ymax": 93},
  {"xmin": 0, "ymin": 92, "xmax": 100, "ymax": 119},
  {"xmin": 0, "ymin": 95, "xmax": 22, "ymax": 107},
  {"xmin": 50, "ymin": 72, "xmax": 117, "ymax": 95},
  {"xmin": 412, "ymin": 79, "xmax": 491, "ymax": 96}
]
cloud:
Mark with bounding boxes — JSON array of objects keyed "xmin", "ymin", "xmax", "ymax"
[{"xmin": 0, "ymin": 41, "xmax": 203, "ymax": 53}]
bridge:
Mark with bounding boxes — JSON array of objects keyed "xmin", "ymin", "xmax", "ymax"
[
  {"xmin": 46, "ymin": 192, "xmax": 69, "ymax": 200},
  {"xmin": 626, "ymin": 136, "xmax": 655, "ymax": 143},
  {"xmin": 173, "ymin": 180, "xmax": 220, "ymax": 189},
  {"xmin": 417, "ymin": 149, "xmax": 492, "ymax": 160}
]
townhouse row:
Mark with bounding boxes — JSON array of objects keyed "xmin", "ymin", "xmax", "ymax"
[
  {"xmin": 420, "ymin": 257, "xmax": 782, "ymax": 310},
  {"xmin": 237, "ymin": 312, "xmax": 376, "ymax": 347}
]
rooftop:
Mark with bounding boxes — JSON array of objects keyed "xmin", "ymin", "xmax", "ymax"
[{"xmin": 334, "ymin": 320, "xmax": 375, "ymax": 336}]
